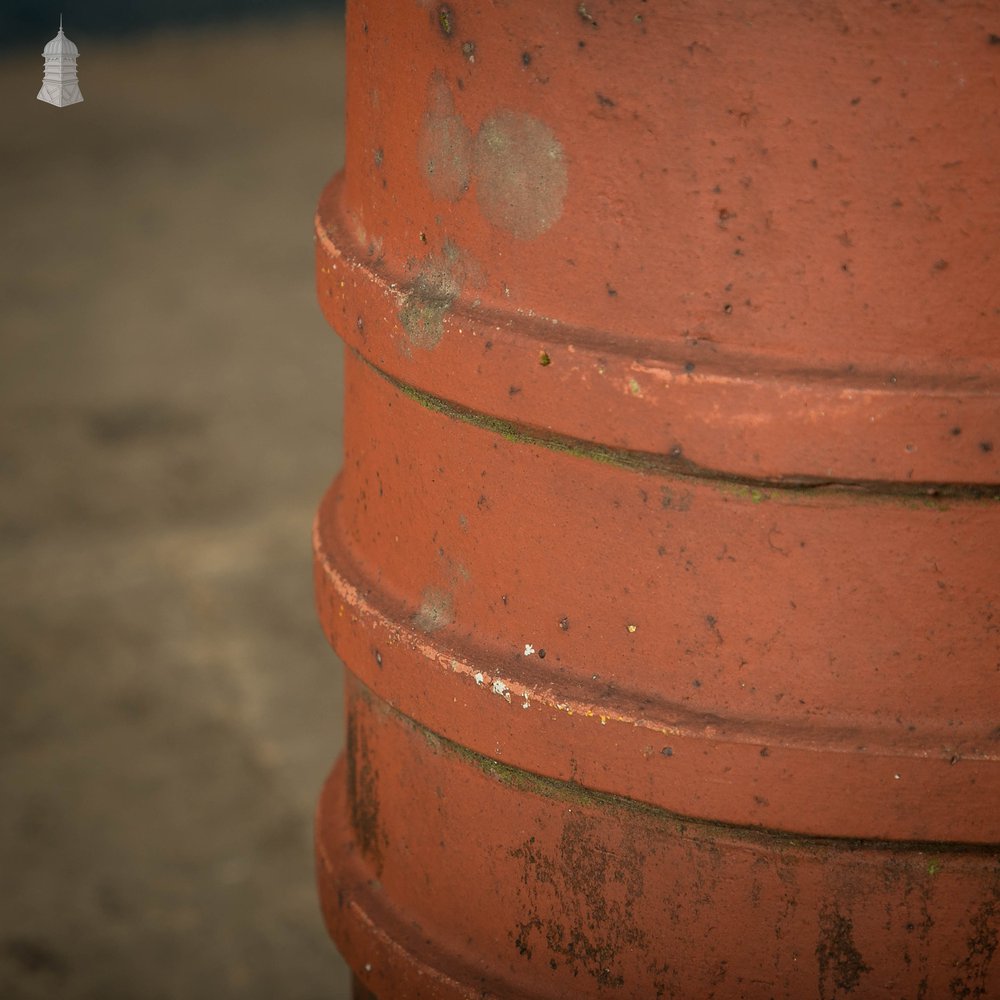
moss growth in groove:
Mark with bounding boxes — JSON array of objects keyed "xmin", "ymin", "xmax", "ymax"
[
  {"xmin": 366, "ymin": 357, "xmax": 999, "ymax": 504},
  {"xmin": 348, "ymin": 680, "xmax": 995, "ymax": 858}
]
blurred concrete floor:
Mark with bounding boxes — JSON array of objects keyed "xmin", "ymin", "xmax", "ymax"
[{"xmin": 0, "ymin": 15, "xmax": 352, "ymax": 999}]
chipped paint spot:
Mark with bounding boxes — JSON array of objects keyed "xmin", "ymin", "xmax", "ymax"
[
  {"xmin": 491, "ymin": 678, "xmax": 512, "ymax": 702},
  {"xmin": 474, "ymin": 671, "xmax": 485, "ymax": 686},
  {"xmin": 524, "ymin": 643, "xmax": 536, "ymax": 656}
]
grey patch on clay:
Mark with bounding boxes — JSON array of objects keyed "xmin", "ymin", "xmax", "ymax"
[
  {"xmin": 473, "ymin": 111, "xmax": 568, "ymax": 239},
  {"xmin": 441, "ymin": 238, "xmax": 485, "ymax": 290},
  {"xmin": 398, "ymin": 241, "xmax": 485, "ymax": 348},
  {"xmin": 398, "ymin": 256, "xmax": 460, "ymax": 350},
  {"xmin": 412, "ymin": 587, "xmax": 454, "ymax": 633},
  {"xmin": 418, "ymin": 76, "xmax": 472, "ymax": 202}
]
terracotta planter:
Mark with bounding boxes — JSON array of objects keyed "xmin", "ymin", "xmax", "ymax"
[{"xmin": 314, "ymin": 2, "xmax": 1000, "ymax": 996}]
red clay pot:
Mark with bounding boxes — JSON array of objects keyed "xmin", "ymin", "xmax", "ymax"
[{"xmin": 314, "ymin": 2, "xmax": 1000, "ymax": 996}]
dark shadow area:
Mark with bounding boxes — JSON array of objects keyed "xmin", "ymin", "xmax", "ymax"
[{"xmin": 1, "ymin": 0, "xmax": 344, "ymax": 50}]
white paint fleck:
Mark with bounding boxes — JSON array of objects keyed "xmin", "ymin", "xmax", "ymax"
[
  {"xmin": 364, "ymin": 963, "xmax": 372, "ymax": 972},
  {"xmin": 491, "ymin": 678, "xmax": 511, "ymax": 702},
  {"xmin": 894, "ymin": 773, "xmax": 902, "ymax": 780},
  {"xmin": 524, "ymin": 643, "xmax": 535, "ymax": 656},
  {"xmin": 474, "ymin": 672, "xmax": 485, "ymax": 686},
  {"xmin": 521, "ymin": 691, "xmax": 531, "ymax": 709}
]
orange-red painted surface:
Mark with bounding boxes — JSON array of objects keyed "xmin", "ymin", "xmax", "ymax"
[{"xmin": 315, "ymin": 1, "xmax": 1000, "ymax": 996}]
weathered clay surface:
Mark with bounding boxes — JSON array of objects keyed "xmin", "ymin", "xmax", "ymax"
[
  {"xmin": 315, "ymin": 351, "xmax": 1000, "ymax": 845},
  {"xmin": 317, "ymin": 678, "xmax": 1000, "ymax": 1000},
  {"xmin": 315, "ymin": 0, "xmax": 1000, "ymax": 996}
]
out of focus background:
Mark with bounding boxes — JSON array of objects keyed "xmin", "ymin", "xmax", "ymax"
[{"xmin": 0, "ymin": 3, "xmax": 351, "ymax": 997}]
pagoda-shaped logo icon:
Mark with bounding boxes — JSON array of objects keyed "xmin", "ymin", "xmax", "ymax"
[{"xmin": 38, "ymin": 16, "xmax": 84, "ymax": 108}]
